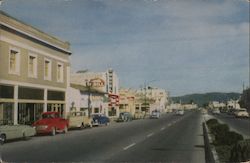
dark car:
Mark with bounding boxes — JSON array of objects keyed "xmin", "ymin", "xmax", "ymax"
[
  {"xmin": 117, "ymin": 112, "xmax": 133, "ymax": 122},
  {"xmin": 91, "ymin": 113, "xmax": 110, "ymax": 126}
]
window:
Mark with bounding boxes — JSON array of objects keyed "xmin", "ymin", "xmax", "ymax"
[
  {"xmin": 44, "ymin": 59, "xmax": 51, "ymax": 80},
  {"xmin": 28, "ymin": 54, "xmax": 37, "ymax": 78},
  {"xmin": 57, "ymin": 62, "xmax": 64, "ymax": 82},
  {"xmin": 9, "ymin": 47, "xmax": 20, "ymax": 75}
]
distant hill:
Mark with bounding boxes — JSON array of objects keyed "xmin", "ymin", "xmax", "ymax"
[{"xmin": 172, "ymin": 92, "xmax": 241, "ymax": 107}]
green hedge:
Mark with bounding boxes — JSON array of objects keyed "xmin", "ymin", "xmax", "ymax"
[
  {"xmin": 206, "ymin": 119, "xmax": 246, "ymax": 162},
  {"xmin": 230, "ymin": 139, "xmax": 250, "ymax": 162}
]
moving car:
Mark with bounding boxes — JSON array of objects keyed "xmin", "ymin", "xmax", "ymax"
[
  {"xmin": 0, "ymin": 121, "xmax": 36, "ymax": 144},
  {"xmin": 212, "ymin": 108, "xmax": 220, "ymax": 115},
  {"xmin": 33, "ymin": 112, "xmax": 69, "ymax": 136},
  {"xmin": 91, "ymin": 113, "xmax": 110, "ymax": 126},
  {"xmin": 150, "ymin": 110, "xmax": 160, "ymax": 119},
  {"xmin": 68, "ymin": 111, "xmax": 92, "ymax": 129},
  {"xmin": 175, "ymin": 109, "xmax": 184, "ymax": 115},
  {"xmin": 234, "ymin": 109, "xmax": 249, "ymax": 118},
  {"xmin": 201, "ymin": 108, "xmax": 208, "ymax": 114},
  {"xmin": 117, "ymin": 112, "xmax": 133, "ymax": 122}
]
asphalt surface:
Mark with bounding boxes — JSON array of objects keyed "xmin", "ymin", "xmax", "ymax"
[
  {"xmin": 205, "ymin": 113, "xmax": 250, "ymax": 139},
  {"xmin": 0, "ymin": 111, "xmax": 205, "ymax": 162}
]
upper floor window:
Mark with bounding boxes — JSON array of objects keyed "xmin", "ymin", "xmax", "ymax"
[
  {"xmin": 44, "ymin": 58, "xmax": 52, "ymax": 81},
  {"xmin": 57, "ymin": 62, "xmax": 64, "ymax": 82},
  {"xmin": 28, "ymin": 53, "xmax": 37, "ymax": 78},
  {"xmin": 9, "ymin": 47, "xmax": 20, "ymax": 75}
]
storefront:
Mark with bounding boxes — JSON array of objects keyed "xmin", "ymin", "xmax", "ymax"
[
  {"xmin": 0, "ymin": 84, "xmax": 66, "ymax": 125},
  {"xmin": 0, "ymin": 84, "xmax": 14, "ymax": 124}
]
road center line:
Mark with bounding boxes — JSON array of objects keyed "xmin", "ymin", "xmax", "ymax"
[
  {"xmin": 147, "ymin": 132, "xmax": 154, "ymax": 137},
  {"xmin": 123, "ymin": 143, "xmax": 136, "ymax": 150}
]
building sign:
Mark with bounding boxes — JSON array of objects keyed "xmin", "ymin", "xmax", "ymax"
[{"xmin": 90, "ymin": 78, "xmax": 105, "ymax": 88}]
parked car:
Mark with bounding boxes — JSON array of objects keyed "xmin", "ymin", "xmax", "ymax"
[
  {"xmin": 175, "ymin": 109, "xmax": 184, "ymax": 115},
  {"xmin": 91, "ymin": 113, "xmax": 110, "ymax": 126},
  {"xmin": 117, "ymin": 112, "xmax": 133, "ymax": 122},
  {"xmin": 150, "ymin": 110, "xmax": 160, "ymax": 119},
  {"xmin": 234, "ymin": 109, "xmax": 249, "ymax": 118},
  {"xmin": 33, "ymin": 112, "xmax": 69, "ymax": 136},
  {"xmin": 68, "ymin": 111, "xmax": 92, "ymax": 129},
  {"xmin": 0, "ymin": 121, "xmax": 36, "ymax": 144}
]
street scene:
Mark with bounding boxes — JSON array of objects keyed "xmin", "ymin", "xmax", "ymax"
[{"xmin": 0, "ymin": 0, "xmax": 250, "ymax": 162}]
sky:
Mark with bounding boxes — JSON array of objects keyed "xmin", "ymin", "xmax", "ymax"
[{"xmin": 0, "ymin": 0, "xmax": 249, "ymax": 96}]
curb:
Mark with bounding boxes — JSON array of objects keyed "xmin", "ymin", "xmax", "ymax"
[{"xmin": 203, "ymin": 122, "xmax": 220, "ymax": 163}]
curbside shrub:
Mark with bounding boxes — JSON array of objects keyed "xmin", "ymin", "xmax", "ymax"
[
  {"xmin": 206, "ymin": 118, "xmax": 219, "ymax": 128},
  {"xmin": 230, "ymin": 139, "xmax": 250, "ymax": 162}
]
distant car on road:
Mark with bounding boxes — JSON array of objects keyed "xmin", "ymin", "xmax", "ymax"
[
  {"xmin": 150, "ymin": 110, "xmax": 160, "ymax": 119},
  {"xmin": 117, "ymin": 112, "xmax": 133, "ymax": 122},
  {"xmin": 201, "ymin": 109, "xmax": 208, "ymax": 114},
  {"xmin": 212, "ymin": 108, "xmax": 220, "ymax": 115},
  {"xmin": 33, "ymin": 112, "xmax": 69, "ymax": 136},
  {"xmin": 91, "ymin": 113, "xmax": 110, "ymax": 126},
  {"xmin": 175, "ymin": 109, "xmax": 184, "ymax": 115},
  {"xmin": 0, "ymin": 121, "xmax": 36, "ymax": 144},
  {"xmin": 234, "ymin": 109, "xmax": 249, "ymax": 118}
]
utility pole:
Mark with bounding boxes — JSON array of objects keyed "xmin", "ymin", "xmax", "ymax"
[{"xmin": 85, "ymin": 79, "xmax": 92, "ymax": 117}]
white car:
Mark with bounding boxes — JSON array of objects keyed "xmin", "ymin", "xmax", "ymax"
[
  {"xmin": 150, "ymin": 111, "xmax": 160, "ymax": 119},
  {"xmin": 212, "ymin": 109, "xmax": 220, "ymax": 115},
  {"xmin": 234, "ymin": 109, "xmax": 249, "ymax": 118},
  {"xmin": 176, "ymin": 110, "xmax": 184, "ymax": 115},
  {"xmin": 0, "ymin": 123, "xmax": 36, "ymax": 144}
]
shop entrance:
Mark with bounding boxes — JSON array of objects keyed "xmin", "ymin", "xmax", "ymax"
[
  {"xmin": 47, "ymin": 104, "xmax": 64, "ymax": 117},
  {"xmin": 18, "ymin": 103, "xmax": 43, "ymax": 125}
]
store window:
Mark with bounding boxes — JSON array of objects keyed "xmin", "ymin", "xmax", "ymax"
[
  {"xmin": 9, "ymin": 47, "xmax": 20, "ymax": 75},
  {"xmin": 18, "ymin": 86, "xmax": 44, "ymax": 100},
  {"xmin": 0, "ymin": 103, "xmax": 14, "ymax": 125},
  {"xmin": 18, "ymin": 103, "xmax": 43, "ymax": 125},
  {"xmin": 44, "ymin": 58, "xmax": 51, "ymax": 80},
  {"xmin": 28, "ymin": 54, "xmax": 37, "ymax": 78},
  {"xmin": 47, "ymin": 104, "xmax": 64, "ymax": 117},
  {"xmin": 0, "ymin": 84, "xmax": 14, "ymax": 99}
]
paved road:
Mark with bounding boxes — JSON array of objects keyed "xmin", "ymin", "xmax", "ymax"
[
  {"xmin": 0, "ymin": 111, "xmax": 205, "ymax": 162},
  {"xmin": 205, "ymin": 113, "xmax": 250, "ymax": 139}
]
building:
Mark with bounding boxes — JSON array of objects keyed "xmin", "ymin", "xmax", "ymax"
[
  {"xmin": 209, "ymin": 101, "xmax": 226, "ymax": 109},
  {"xmin": 136, "ymin": 86, "xmax": 169, "ymax": 114},
  {"xmin": 0, "ymin": 11, "xmax": 71, "ymax": 125},
  {"xmin": 70, "ymin": 69, "xmax": 119, "ymax": 117},
  {"xmin": 67, "ymin": 84, "xmax": 108, "ymax": 117},
  {"xmin": 119, "ymin": 88, "xmax": 136, "ymax": 116},
  {"xmin": 227, "ymin": 99, "xmax": 241, "ymax": 109}
]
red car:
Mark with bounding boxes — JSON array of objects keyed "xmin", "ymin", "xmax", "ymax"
[{"xmin": 33, "ymin": 112, "xmax": 68, "ymax": 136}]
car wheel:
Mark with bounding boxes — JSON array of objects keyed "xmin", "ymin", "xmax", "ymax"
[
  {"xmin": 80, "ymin": 123, "xmax": 84, "ymax": 129},
  {"xmin": 64, "ymin": 126, "xmax": 68, "ymax": 133},
  {"xmin": 23, "ymin": 132, "xmax": 28, "ymax": 140},
  {"xmin": 51, "ymin": 127, "xmax": 56, "ymax": 136},
  {"xmin": 0, "ymin": 134, "xmax": 6, "ymax": 145}
]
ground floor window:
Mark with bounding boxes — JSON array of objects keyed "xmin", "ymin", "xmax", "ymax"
[
  {"xmin": 108, "ymin": 107, "xmax": 116, "ymax": 116},
  {"xmin": 18, "ymin": 103, "xmax": 43, "ymax": 125},
  {"xmin": 47, "ymin": 103, "xmax": 64, "ymax": 117},
  {"xmin": 94, "ymin": 108, "xmax": 99, "ymax": 113},
  {"xmin": 0, "ymin": 103, "xmax": 14, "ymax": 125}
]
